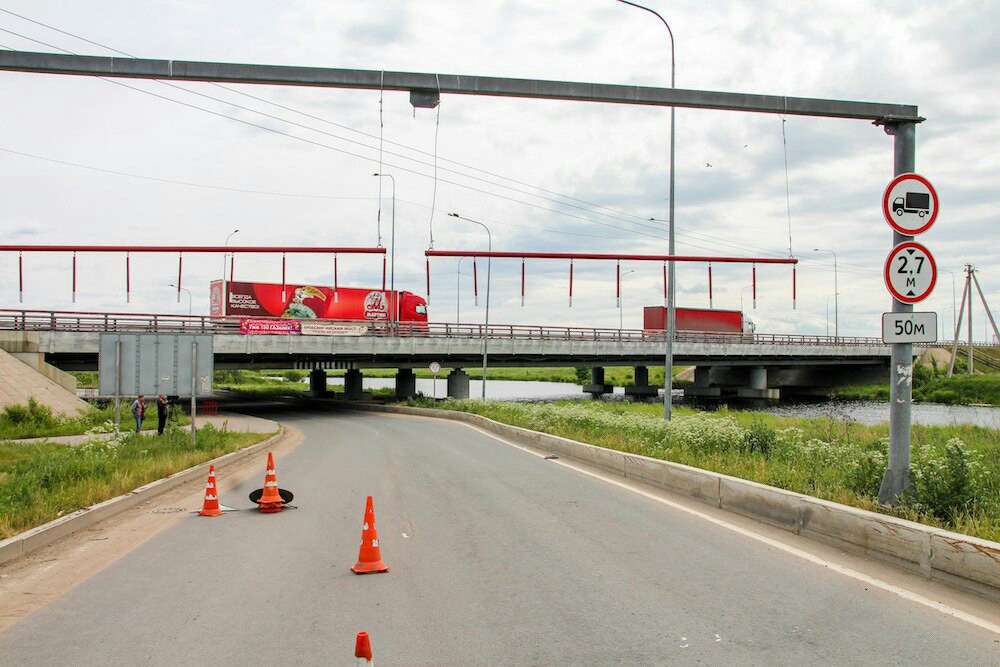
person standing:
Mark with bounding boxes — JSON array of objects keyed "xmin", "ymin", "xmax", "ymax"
[
  {"xmin": 130, "ymin": 395, "xmax": 145, "ymax": 433},
  {"xmin": 156, "ymin": 394, "xmax": 169, "ymax": 435}
]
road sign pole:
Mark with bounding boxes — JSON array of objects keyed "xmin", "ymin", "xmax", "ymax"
[{"xmin": 880, "ymin": 122, "xmax": 916, "ymax": 505}]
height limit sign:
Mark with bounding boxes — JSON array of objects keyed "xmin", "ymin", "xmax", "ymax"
[{"xmin": 884, "ymin": 241, "xmax": 937, "ymax": 304}]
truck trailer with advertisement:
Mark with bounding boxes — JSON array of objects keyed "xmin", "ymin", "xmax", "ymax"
[
  {"xmin": 210, "ymin": 280, "xmax": 428, "ymax": 323},
  {"xmin": 643, "ymin": 306, "xmax": 754, "ymax": 334}
]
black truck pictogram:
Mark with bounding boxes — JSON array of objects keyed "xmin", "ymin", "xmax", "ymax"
[{"xmin": 893, "ymin": 191, "xmax": 930, "ymax": 217}]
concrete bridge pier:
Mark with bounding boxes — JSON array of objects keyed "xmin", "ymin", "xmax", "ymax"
[
  {"xmin": 344, "ymin": 369, "xmax": 364, "ymax": 400},
  {"xmin": 582, "ymin": 366, "xmax": 612, "ymax": 398},
  {"xmin": 395, "ymin": 368, "xmax": 417, "ymax": 400},
  {"xmin": 736, "ymin": 367, "xmax": 779, "ymax": 400},
  {"xmin": 685, "ymin": 366, "xmax": 721, "ymax": 399},
  {"xmin": 309, "ymin": 369, "xmax": 327, "ymax": 396},
  {"xmin": 447, "ymin": 368, "xmax": 470, "ymax": 399},
  {"xmin": 624, "ymin": 365, "xmax": 658, "ymax": 399}
]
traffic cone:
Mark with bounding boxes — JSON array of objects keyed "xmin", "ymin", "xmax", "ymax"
[
  {"xmin": 352, "ymin": 496, "xmax": 388, "ymax": 574},
  {"xmin": 355, "ymin": 631, "xmax": 373, "ymax": 664},
  {"xmin": 256, "ymin": 452, "xmax": 285, "ymax": 513},
  {"xmin": 198, "ymin": 465, "xmax": 223, "ymax": 517}
]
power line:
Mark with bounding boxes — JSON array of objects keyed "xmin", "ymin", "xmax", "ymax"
[{"xmin": 0, "ymin": 11, "xmax": 807, "ymax": 257}]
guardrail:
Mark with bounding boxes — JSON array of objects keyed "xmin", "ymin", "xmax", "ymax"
[{"xmin": 0, "ymin": 308, "xmax": 924, "ymax": 347}]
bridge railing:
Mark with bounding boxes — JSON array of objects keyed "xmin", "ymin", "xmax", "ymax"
[{"xmin": 0, "ymin": 308, "xmax": 908, "ymax": 347}]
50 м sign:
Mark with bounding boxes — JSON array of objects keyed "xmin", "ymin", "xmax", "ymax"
[{"xmin": 882, "ymin": 312, "xmax": 937, "ymax": 344}]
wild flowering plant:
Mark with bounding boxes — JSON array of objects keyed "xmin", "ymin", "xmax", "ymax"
[{"xmin": 907, "ymin": 437, "xmax": 985, "ymax": 519}]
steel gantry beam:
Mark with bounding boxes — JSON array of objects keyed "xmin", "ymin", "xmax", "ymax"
[
  {"xmin": 0, "ymin": 50, "xmax": 921, "ymax": 122},
  {"xmin": 0, "ymin": 48, "xmax": 924, "ymax": 501}
]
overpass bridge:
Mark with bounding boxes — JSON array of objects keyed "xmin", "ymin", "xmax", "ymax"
[{"xmin": 0, "ymin": 309, "xmax": 894, "ymax": 401}]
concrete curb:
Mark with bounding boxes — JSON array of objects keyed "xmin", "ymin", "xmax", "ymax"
[
  {"xmin": 0, "ymin": 425, "xmax": 284, "ymax": 568},
  {"xmin": 348, "ymin": 402, "xmax": 1000, "ymax": 602}
]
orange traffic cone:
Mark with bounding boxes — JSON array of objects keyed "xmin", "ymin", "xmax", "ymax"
[
  {"xmin": 355, "ymin": 631, "xmax": 373, "ymax": 664},
  {"xmin": 256, "ymin": 452, "xmax": 285, "ymax": 513},
  {"xmin": 352, "ymin": 496, "xmax": 388, "ymax": 574},
  {"xmin": 198, "ymin": 465, "xmax": 223, "ymax": 517}
]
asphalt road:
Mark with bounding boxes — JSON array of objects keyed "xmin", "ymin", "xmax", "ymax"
[{"xmin": 1, "ymin": 408, "xmax": 998, "ymax": 665}]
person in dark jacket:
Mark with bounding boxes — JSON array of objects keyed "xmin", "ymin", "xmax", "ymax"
[{"xmin": 156, "ymin": 394, "xmax": 169, "ymax": 435}]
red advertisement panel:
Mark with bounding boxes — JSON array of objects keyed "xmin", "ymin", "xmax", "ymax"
[{"xmin": 239, "ymin": 318, "xmax": 302, "ymax": 335}]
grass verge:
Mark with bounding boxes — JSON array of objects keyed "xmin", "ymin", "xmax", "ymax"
[
  {"xmin": 0, "ymin": 398, "xmax": 189, "ymax": 441},
  {"xmin": 404, "ymin": 398, "xmax": 1000, "ymax": 542},
  {"xmin": 0, "ymin": 423, "xmax": 273, "ymax": 539}
]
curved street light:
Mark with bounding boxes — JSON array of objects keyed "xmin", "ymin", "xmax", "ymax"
[
  {"xmin": 617, "ymin": 0, "xmax": 677, "ymax": 420},
  {"xmin": 373, "ymin": 173, "xmax": 397, "ymax": 324},
  {"xmin": 739, "ymin": 285, "xmax": 754, "ymax": 313},
  {"xmin": 813, "ymin": 248, "xmax": 838, "ymax": 341},
  {"xmin": 448, "ymin": 213, "xmax": 491, "ymax": 399},
  {"xmin": 620, "ymin": 268, "xmax": 637, "ymax": 330},
  {"xmin": 221, "ymin": 229, "xmax": 238, "ymax": 313},
  {"xmin": 168, "ymin": 283, "xmax": 193, "ymax": 315},
  {"xmin": 456, "ymin": 256, "xmax": 469, "ymax": 324}
]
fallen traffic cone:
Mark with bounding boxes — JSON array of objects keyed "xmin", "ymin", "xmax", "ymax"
[
  {"xmin": 351, "ymin": 496, "xmax": 388, "ymax": 574},
  {"xmin": 255, "ymin": 452, "xmax": 285, "ymax": 513},
  {"xmin": 198, "ymin": 465, "xmax": 223, "ymax": 517},
  {"xmin": 355, "ymin": 631, "xmax": 373, "ymax": 664}
]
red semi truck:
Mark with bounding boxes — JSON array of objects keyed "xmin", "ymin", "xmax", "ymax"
[
  {"xmin": 210, "ymin": 280, "xmax": 428, "ymax": 323},
  {"xmin": 643, "ymin": 306, "xmax": 754, "ymax": 333}
]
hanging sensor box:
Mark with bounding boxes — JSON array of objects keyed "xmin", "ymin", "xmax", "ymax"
[{"xmin": 409, "ymin": 89, "xmax": 440, "ymax": 108}]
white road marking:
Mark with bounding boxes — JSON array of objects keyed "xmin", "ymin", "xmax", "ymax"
[{"xmin": 464, "ymin": 423, "xmax": 1000, "ymax": 636}]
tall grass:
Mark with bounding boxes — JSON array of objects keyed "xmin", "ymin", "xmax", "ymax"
[
  {"xmin": 0, "ymin": 423, "xmax": 272, "ymax": 539},
  {"xmin": 0, "ymin": 398, "xmax": 188, "ymax": 440},
  {"xmin": 409, "ymin": 399, "xmax": 1000, "ymax": 542}
]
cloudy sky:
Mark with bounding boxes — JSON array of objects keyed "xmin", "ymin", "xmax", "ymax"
[{"xmin": 0, "ymin": 1, "xmax": 997, "ymax": 337}]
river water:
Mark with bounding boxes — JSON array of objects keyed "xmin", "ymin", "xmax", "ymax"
[{"xmin": 328, "ymin": 377, "xmax": 1000, "ymax": 428}]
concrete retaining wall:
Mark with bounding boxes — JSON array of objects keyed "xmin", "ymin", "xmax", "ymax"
[
  {"xmin": 0, "ymin": 427, "xmax": 284, "ymax": 568},
  {"xmin": 11, "ymin": 351, "xmax": 78, "ymax": 392},
  {"xmin": 348, "ymin": 403, "xmax": 1000, "ymax": 602}
]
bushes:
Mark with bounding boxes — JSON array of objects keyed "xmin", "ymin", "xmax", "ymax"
[
  {"xmin": 1, "ymin": 397, "xmax": 57, "ymax": 429},
  {"xmin": 906, "ymin": 438, "xmax": 985, "ymax": 520}
]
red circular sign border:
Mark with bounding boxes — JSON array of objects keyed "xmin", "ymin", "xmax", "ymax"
[
  {"xmin": 884, "ymin": 241, "xmax": 937, "ymax": 304},
  {"xmin": 882, "ymin": 172, "xmax": 939, "ymax": 236}
]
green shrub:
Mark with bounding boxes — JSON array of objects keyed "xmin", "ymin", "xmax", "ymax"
[
  {"xmin": 843, "ymin": 440, "xmax": 888, "ymax": 497},
  {"xmin": 282, "ymin": 370, "xmax": 308, "ymax": 382},
  {"xmin": 746, "ymin": 419, "xmax": 777, "ymax": 457},
  {"xmin": 906, "ymin": 438, "xmax": 984, "ymax": 519},
  {"xmin": 2, "ymin": 397, "xmax": 56, "ymax": 428},
  {"xmin": 924, "ymin": 389, "xmax": 960, "ymax": 405}
]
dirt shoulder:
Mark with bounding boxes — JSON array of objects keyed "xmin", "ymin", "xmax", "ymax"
[{"xmin": 0, "ymin": 425, "xmax": 302, "ymax": 632}]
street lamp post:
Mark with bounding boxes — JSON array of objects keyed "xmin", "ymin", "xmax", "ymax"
[
  {"xmin": 739, "ymin": 285, "xmax": 753, "ymax": 313},
  {"xmin": 456, "ymin": 256, "xmax": 469, "ymax": 324},
  {"xmin": 373, "ymin": 173, "xmax": 396, "ymax": 325},
  {"xmin": 813, "ymin": 248, "xmax": 838, "ymax": 341},
  {"xmin": 168, "ymin": 284, "xmax": 193, "ymax": 315},
  {"xmin": 941, "ymin": 269, "xmax": 957, "ymax": 337},
  {"xmin": 619, "ymin": 269, "xmax": 636, "ymax": 330},
  {"xmin": 448, "ymin": 213, "xmax": 491, "ymax": 399},
  {"xmin": 222, "ymin": 229, "xmax": 238, "ymax": 315},
  {"xmin": 826, "ymin": 294, "xmax": 837, "ymax": 337},
  {"xmin": 617, "ymin": 0, "xmax": 677, "ymax": 420}
]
